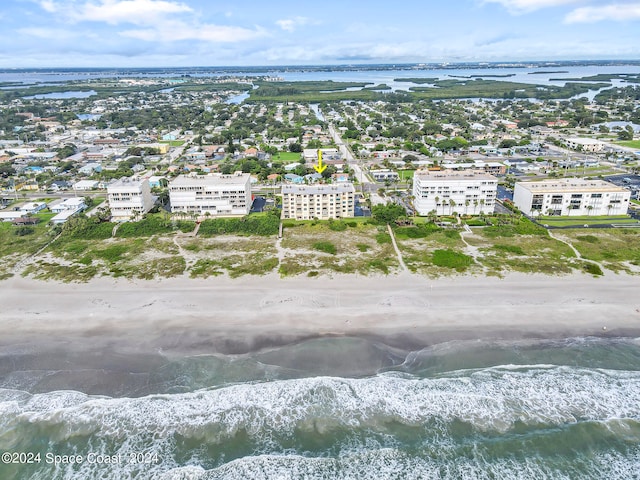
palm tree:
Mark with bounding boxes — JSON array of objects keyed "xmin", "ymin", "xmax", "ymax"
[
  {"xmin": 479, "ymin": 199, "xmax": 485, "ymax": 215},
  {"xmin": 434, "ymin": 196, "xmax": 440, "ymax": 217},
  {"xmin": 586, "ymin": 205, "xmax": 594, "ymax": 217},
  {"xmin": 449, "ymin": 199, "xmax": 456, "ymax": 216},
  {"xmin": 464, "ymin": 199, "xmax": 470, "ymax": 216},
  {"xmin": 473, "ymin": 199, "xmax": 478, "ymax": 215}
]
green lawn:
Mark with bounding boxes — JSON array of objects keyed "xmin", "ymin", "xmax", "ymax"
[
  {"xmin": 616, "ymin": 140, "xmax": 640, "ymax": 149},
  {"xmin": 159, "ymin": 140, "xmax": 186, "ymax": 147},
  {"xmin": 398, "ymin": 170, "xmax": 416, "ymax": 181},
  {"xmin": 271, "ymin": 152, "xmax": 302, "ymax": 162},
  {"xmin": 538, "ymin": 215, "xmax": 639, "ymax": 227}
]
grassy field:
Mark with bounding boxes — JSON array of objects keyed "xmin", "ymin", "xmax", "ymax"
[
  {"xmin": 279, "ymin": 221, "xmax": 398, "ymax": 276},
  {"xmin": 616, "ymin": 140, "xmax": 640, "ymax": 149},
  {"xmin": 537, "ymin": 215, "xmax": 639, "ymax": 227},
  {"xmin": 270, "ymin": 152, "xmax": 302, "ymax": 162},
  {"xmin": 0, "ymin": 219, "xmax": 57, "ymax": 279},
  {"xmin": 159, "ymin": 140, "xmax": 186, "ymax": 147},
  {"xmin": 552, "ymin": 229, "xmax": 640, "ymax": 274},
  {"xmin": 398, "ymin": 170, "xmax": 416, "ymax": 181}
]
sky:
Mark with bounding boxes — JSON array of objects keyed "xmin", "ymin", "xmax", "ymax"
[{"xmin": 1, "ymin": 0, "xmax": 640, "ymax": 67}]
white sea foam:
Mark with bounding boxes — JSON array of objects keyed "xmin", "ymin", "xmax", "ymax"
[
  {"xmin": 1, "ymin": 366, "xmax": 640, "ymax": 478},
  {"xmin": 180, "ymin": 448, "xmax": 640, "ymax": 480}
]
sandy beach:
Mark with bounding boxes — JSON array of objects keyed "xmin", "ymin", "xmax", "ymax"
[{"xmin": 2, "ymin": 271, "xmax": 640, "ymax": 356}]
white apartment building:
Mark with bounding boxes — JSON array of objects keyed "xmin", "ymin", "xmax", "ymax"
[
  {"xmin": 107, "ymin": 177, "xmax": 154, "ymax": 221},
  {"xmin": 412, "ymin": 170, "xmax": 498, "ymax": 216},
  {"xmin": 169, "ymin": 173, "xmax": 251, "ymax": 217},
  {"xmin": 513, "ymin": 178, "xmax": 631, "ymax": 217},
  {"xmin": 281, "ymin": 184, "xmax": 355, "ymax": 220},
  {"xmin": 564, "ymin": 137, "xmax": 605, "ymax": 153}
]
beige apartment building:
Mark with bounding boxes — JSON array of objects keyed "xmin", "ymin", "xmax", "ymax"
[{"xmin": 281, "ymin": 184, "xmax": 355, "ymax": 220}]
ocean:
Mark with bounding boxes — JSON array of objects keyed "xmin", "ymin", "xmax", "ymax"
[{"xmin": 1, "ymin": 335, "xmax": 640, "ymax": 479}]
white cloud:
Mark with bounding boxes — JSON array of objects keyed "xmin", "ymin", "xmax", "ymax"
[
  {"xmin": 120, "ymin": 21, "xmax": 266, "ymax": 43},
  {"xmin": 276, "ymin": 16, "xmax": 311, "ymax": 32},
  {"xmin": 75, "ymin": 0, "xmax": 193, "ymax": 25},
  {"xmin": 38, "ymin": 0, "xmax": 58, "ymax": 13},
  {"xmin": 482, "ymin": 0, "xmax": 583, "ymax": 14},
  {"xmin": 565, "ymin": 3, "xmax": 640, "ymax": 23}
]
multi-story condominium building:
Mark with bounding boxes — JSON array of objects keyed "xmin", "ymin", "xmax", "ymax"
[
  {"xmin": 564, "ymin": 137, "xmax": 605, "ymax": 153},
  {"xmin": 107, "ymin": 177, "xmax": 155, "ymax": 220},
  {"xmin": 281, "ymin": 184, "xmax": 355, "ymax": 220},
  {"xmin": 513, "ymin": 178, "xmax": 631, "ymax": 217},
  {"xmin": 169, "ymin": 173, "xmax": 251, "ymax": 217},
  {"xmin": 412, "ymin": 170, "xmax": 498, "ymax": 216}
]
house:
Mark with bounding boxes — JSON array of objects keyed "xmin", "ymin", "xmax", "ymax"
[
  {"xmin": 304, "ymin": 173, "xmax": 323, "ymax": 183},
  {"xmin": 370, "ymin": 169, "xmax": 400, "ymax": 182},
  {"xmin": 284, "ymin": 173, "xmax": 304, "ymax": 184},
  {"xmin": 107, "ymin": 177, "xmax": 155, "ymax": 221},
  {"xmin": 78, "ymin": 162, "xmax": 102, "ymax": 175},
  {"xmin": 49, "ymin": 197, "xmax": 86, "ymax": 214},
  {"xmin": 73, "ymin": 180, "xmax": 100, "ymax": 191},
  {"xmin": 169, "ymin": 172, "xmax": 252, "ymax": 217},
  {"xmin": 49, "ymin": 180, "xmax": 72, "ymax": 191},
  {"xmin": 281, "ymin": 184, "xmax": 356, "ymax": 220},
  {"xmin": 412, "ymin": 169, "xmax": 498, "ymax": 216},
  {"xmin": 513, "ymin": 178, "xmax": 631, "ymax": 217},
  {"xmin": 19, "ymin": 202, "xmax": 47, "ymax": 214},
  {"xmin": 12, "ymin": 216, "xmax": 40, "ymax": 225}
]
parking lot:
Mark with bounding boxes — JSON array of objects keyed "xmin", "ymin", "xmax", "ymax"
[{"xmin": 605, "ymin": 174, "xmax": 640, "ymax": 200}]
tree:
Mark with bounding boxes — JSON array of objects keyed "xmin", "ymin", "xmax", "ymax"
[
  {"xmin": 288, "ymin": 142, "xmax": 302, "ymax": 153},
  {"xmin": 372, "ymin": 203, "xmax": 406, "ymax": 224},
  {"xmin": 0, "ymin": 163, "xmax": 16, "ymax": 178}
]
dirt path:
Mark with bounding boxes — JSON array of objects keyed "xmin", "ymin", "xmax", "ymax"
[{"xmin": 387, "ymin": 224, "xmax": 408, "ymax": 273}]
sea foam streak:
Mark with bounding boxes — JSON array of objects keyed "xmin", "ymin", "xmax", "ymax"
[{"xmin": 1, "ymin": 365, "xmax": 639, "ymax": 479}]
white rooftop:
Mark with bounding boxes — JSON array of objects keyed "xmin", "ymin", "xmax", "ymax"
[
  {"xmin": 282, "ymin": 183, "xmax": 355, "ymax": 195},
  {"xmin": 516, "ymin": 178, "xmax": 628, "ymax": 193},
  {"xmin": 170, "ymin": 173, "xmax": 250, "ymax": 187},
  {"xmin": 414, "ymin": 169, "xmax": 497, "ymax": 182}
]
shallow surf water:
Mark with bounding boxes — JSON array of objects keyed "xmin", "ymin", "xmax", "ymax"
[{"xmin": 1, "ymin": 336, "xmax": 639, "ymax": 479}]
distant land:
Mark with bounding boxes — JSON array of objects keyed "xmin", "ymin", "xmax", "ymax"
[{"xmin": 2, "ymin": 60, "xmax": 640, "ymax": 75}]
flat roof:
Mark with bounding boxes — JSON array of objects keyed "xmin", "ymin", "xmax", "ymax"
[
  {"xmin": 565, "ymin": 137, "xmax": 605, "ymax": 145},
  {"xmin": 516, "ymin": 178, "xmax": 628, "ymax": 193},
  {"xmin": 108, "ymin": 177, "xmax": 147, "ymax": 189},
  {"xmin": 414, "ymin": 169, "xmax": 497, "ymax": 182},
  {"xmin": 282, "ymin": 183, "xmax": 355, "ymax": 195},
  {"xmin": 170, "ymin": 173, "xmax": 250, "ymax": 187}
]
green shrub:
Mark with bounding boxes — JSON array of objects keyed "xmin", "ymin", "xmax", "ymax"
[
  {"xmin": 395, "ymin": 223, "xmax": 440, "ymax": 239},
  {"xmin": 199, "ymin": 214, "xmax": 280, "ymax": 236},
  {"xmin": 328, "ymin": 220, "xmax": 348, "ymax": 231},
  {"xmin": 583, "ymin": 262, "xmax": 603, "ymax": 276},
  {"xmin": 94, "ymin": 244, "xmax": 128, "ymax": 263},
  {"xmin": 307, "ymin": 271, "xmax": 320, "ymax": 277},
  {"xmin": 444, "ymin": 229, "xmax": 460, "ymax": 240},
  {"xmin": 61, "ymin": 215, "xmax": 114, "ymax": 240},
  {"xmin": 432, "ymin": 249, "xmax": 473, "ymax": 271},
  {"xmin": 346, "ymin": 221, "xmax": 358, "ymax": 228},
  {"xmin": 14, "ymin": 226, "xmax": 35, "ymax": 236},
  {"xmin": 493, "ymin": 244, "xmax": 525, "ymax": 255},
  {"xmin": 376, "ymin": 232, "xmax": 392, "ymax": 244},
  {"xmin": 313, "ymin": 241, "xmax": 337, "ymax": 255},
  {"xmin": 368, "ymin": 259, "xmax": 389, "ymax": 274},
  {"xmin": 116, "ymin": 215, "xmax": 194, "ymax": 237},
  {"xmin": 576, "ymin": 235, "xmax": 599, "ymax": 244},
  {"xmin": 356, "ymin": 243, "xmax": 370, "ymax": 252}
]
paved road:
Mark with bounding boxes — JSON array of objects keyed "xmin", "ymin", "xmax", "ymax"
[{"xmin": 328, "ymin": 123, "xmax": 386, "ymax": 205}]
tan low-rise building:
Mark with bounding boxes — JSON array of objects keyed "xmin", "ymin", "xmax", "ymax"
[{"xmin": 281, "ymin": 184, "xmax": 355, "ymax": 220}]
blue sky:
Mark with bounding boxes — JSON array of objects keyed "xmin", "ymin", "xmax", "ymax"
[{"xmin": 1, "ymin": 0, "xmax": 639, "ymax": 67}]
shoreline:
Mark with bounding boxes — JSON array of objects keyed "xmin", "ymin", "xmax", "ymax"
[{"xmin": 2, "ymin": 271, "xmax": 640, "ymax": 355}]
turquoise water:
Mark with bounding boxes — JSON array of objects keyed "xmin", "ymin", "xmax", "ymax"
[{"xmin": 1, "ymin": 336, "xmax": 640, "ymax": 479}]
